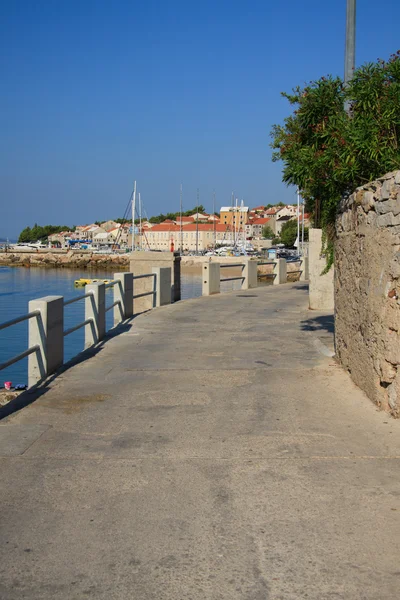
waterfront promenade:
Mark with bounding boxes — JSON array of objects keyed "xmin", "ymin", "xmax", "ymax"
[{"xmin": 0, "ymin": 283, "xmax": 399, "ymax": 599}]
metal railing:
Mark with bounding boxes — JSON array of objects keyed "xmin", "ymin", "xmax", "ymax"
[
  {"xmin": 0, "ymin": 311, "xmax": 41, "ymax": 373},
  {"xmin": 220, "ymin": 262, "xmax": 245, "ymax": 284},
  {"xmin": 257, "ymin": 260, "xmax": 277, "ymax": 279},
  {"xmin": 63, "ymin": 292, "xmax": 94, "ymax": 337},
  {"xmin": 132, "ymin": 273, "xmax": 156, "ymax": 300},
  {"xmin": 0, "ymin": 269, "xmax": 170, "ymax": 388}
]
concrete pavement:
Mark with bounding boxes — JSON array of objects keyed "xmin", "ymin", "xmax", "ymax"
[{"xmin": 0, "ymin": 283, "xmax": 399, "ymax": 599}]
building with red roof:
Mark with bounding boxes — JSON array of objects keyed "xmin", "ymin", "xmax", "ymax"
[{"xmin": 143, "ymin": 222, "xmax": 239, "ymax": 251}]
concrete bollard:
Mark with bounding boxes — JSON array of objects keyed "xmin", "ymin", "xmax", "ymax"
[
  {"xmin": 242, "ymin": 259, "xmax": 258, "ymax": 290},
  {"xmin": 273, "ymin": 258, "xmax": 287, "ymax": 285},
  {"xmin": 113, "ymin": 272, "xmax": 133, "ymax": 325},
  {"xmin": 152, "ymin": 267, "xmax": 172, "ymax": 307},
  {"xmin": 85, "ymin": 283, "xmax": 105, "ymax": 348},
  {"xmin": 300, "ymin": 256, "xmax": 309, "ymax": 281},
  {"xmin": 202, "ymin": 262, "xmax": 220, "ymax": 296},
  {"xmin": 28, "ymin": 296, "xmax": 64, "ymax": 387}
]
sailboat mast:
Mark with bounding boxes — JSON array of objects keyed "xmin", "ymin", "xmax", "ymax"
[
  {"xmin": 139, "ymin": 192, "xmax": 142, "ymax": 250},
  {"xmin": 235, "ymin": 197, "xmax": 238, "ymax": 248},
  {"xmin": 213, "ymin": 190, "xmax": 216, "ymax": 250},
  {"xmin": 131, "ymin": 180, "xmax": 136, "ymax": 252},
  {"xmin": 196, "ymin": 188, "xmax": 199, "ymax": 255},
  {"xmin": 180, "ymin": 183, "xmax": 183, "ymax": 253},
  {"xmin": 231, "ymin": 192, "xmax": 234, "ymax": 248}
]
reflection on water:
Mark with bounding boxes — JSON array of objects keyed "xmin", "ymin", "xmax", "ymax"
[{"xmin": 0, "ymin": 267, "xmax": 270, "ymax": 385}]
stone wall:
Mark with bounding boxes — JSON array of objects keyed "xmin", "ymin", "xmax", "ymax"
[{"xmin": 335, "ymin": 170, "xmax": 400, "ymax": 417}]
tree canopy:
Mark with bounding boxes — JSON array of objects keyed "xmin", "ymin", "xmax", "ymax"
[
  {"xmin": 279, "ymin": 219, "xmax": 309, "ymax": 247},
  {"xmin": 148, "ymin": 205, "xmax": 208, "ymax": 224},
  {"xmin": 262, "ymin": 225, "xmax": 275, "ymax": 239},
  {"xmin": 18, "ymin": 224, "xmax": 73, "ymax": 243},
  {"xmin": 270, "ymin": 52, "xmax": 400, "ymax": 230}
]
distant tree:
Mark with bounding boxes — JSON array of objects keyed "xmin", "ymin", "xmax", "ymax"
[
  {"xmin": 18, "ymin": 226, "xmax": 32, "ymax": 243},
  {"xmin": 183, "ymin": 205, "xmax": 206, "ymax": 216},
  {"xmin": 280, "ymin": 220, "xmax": 309, "ymax": 247},
  {"xmin": 262, "ymin": 225, "xmax": 275, "ymax": 239},
  {"xmin": 115, "ymin": 218, "xmax": 130, "ymax": 224},
  {"xmin": 18, "ymin": 224, "xmax": 72, "ymax": 243}
]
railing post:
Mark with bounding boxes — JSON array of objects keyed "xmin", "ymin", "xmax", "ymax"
[
  {"xmin": 242, "ymin": 259, "xmax": 258, "ymax": 290},
  {"xmin": 28, "ymin": 296, "xmax": 64, "ymax": 387},
  {"xmin": 113, "ymin": 272, "xmax": 133, "ymax": 325},
  {"xmin": 273, "ymin": 258, "xmax": 287, "ymax": 285},
  {"xmin": 85, "ymin": 283, "xmax": 105, "ymax": 348},
  {"xmin": 202, "ymin": 262, "xmax": 221, "ymax": 296},
  {"xmin": 300, "ymin": 256, "xmax": 309, "ymax": 281},
  {"xmin": 152, "ymin": 267, "xmax": 172, "ymax": 307}
]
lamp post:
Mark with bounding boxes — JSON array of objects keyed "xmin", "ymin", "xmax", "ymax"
[
  {"xmin": 344, "ymin": 0, "xmax": 356, "ymax": 85},
  {"xmin": 344, "ymin": 0, "xmax": 356, "ymax": 114},
  {"xmin": 297, "ymin": 188, "xmax": 300, "ymax": 256}
]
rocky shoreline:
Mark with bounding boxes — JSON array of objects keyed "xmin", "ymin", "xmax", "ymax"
[
  {"xmin": 0, "ymin": 250, "xmax": 130, "ymax": 270},
  {"xmin": 0, "ymin": 251, "xmax": 302, "ymax": 281}
]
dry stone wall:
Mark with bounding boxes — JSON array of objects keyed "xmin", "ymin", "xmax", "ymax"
[{"xmin": 335, "ymin": 170, "xmax": 400, "ymax": 416}]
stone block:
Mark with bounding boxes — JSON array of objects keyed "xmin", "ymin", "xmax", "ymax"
[
  {"xmin": 381, "ymin": 179, "xmax": 392, "ymax": 200},
  {"xmin": 375, "ymin": 198, "xmax": 400, "ymax": 216},
  {"xmin": 361, "ymin": 191, "xmax": 375, "ymax": 212},
  {"xmin": 113, "ymin": 272, "xmax": 133, "ymax": 325},
  {"xmin": 273, "ymin": 258, "xmax": 287, "ymax": 285},
  {"xmin": 152, "ymin": 267, "xmax": 171, "ymax": 307},
  {"xmin": 85, "ymin": 283, "xmax": 106, "ymax": 348},
  {"xmin": 380, "ymin": 360, "xmax": 397, "ymax": 383},
  {"xmin": 242, "ymin": 260, "xmax": 257, "ymax": 290},
  {"xmin": 202, "ymin": 262, "xmax": 220, "ymax": 296},
  {"xmin": 388, "ymin": 381, "xmax": 398, "ymax": 411},
  {"xmin": 308, "ymin": 229, "xmax": 334, "ymax": 311},
  {"xmin": 377, "ymin": 212, "xmax": 400, "ymax": 228},
  {"xmin": 28, "ymin": 296, "xmax": 64, "ymax": 387},
  {"xmin": 384, "ymin": 329, "xmax": 400, "ymax": 365}
]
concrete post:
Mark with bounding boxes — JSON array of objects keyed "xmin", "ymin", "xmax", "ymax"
[
  {"xmin": 300, "ymin": 256, "xmax": 309, "ymax": 281},
  {"xmin": 152, "ymin": 267, "xmax": 172, "ymax": 307},
  {"xmin": 113, "ymin": 272, "xmax": 133, "ymax": 325},
  {"xmin": 28, "ymin": 296, "xmax": 64, "ymax": 387},
  {"xmin": 85, "ymin": 283, "xmax": 105, "ymax": 348},
  {"xmin": 130, "ymin": 251, "xmax": 180, "ymax": 313},
  {"xmin": 202, "ymin": 262, "xmax": 220, "ymax": 296},
  {"xmin": 242, "ymin": 259, "xmax": 258, "ymax": 290},
  {"xmin": 309, "ymin": 228, "xmax": 334, "ymax": 310},
  {"xmin": 273, "ymin": 258, "xmax": 287, "ymax": 285}
]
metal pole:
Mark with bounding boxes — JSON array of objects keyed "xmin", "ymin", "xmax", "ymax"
[
  {"xmin": 213, "ymin": 190, "xmax": 216, "ymax": 250},
  {"xmin": 344, "ymin": 0, "xmax": 356, "ymax": 85},
  {"xmin": 180, "ymin": 183, "xmax": 183, "ymax": 253},
  {"xmin": 297, "ymin": 189, "xmax": 300, "ymax": 256},
  {"xmin": 139, "ymin": 192, "xmax": 142, "ymax": 250},
  {"xmin": 131, "ymin": 181, "xmax": 136, "ymax": 252},
  {"xmin": 301, "ymin": 199, "xmax": 305, "ymax": 256},
  {"xmin": 196, "ymin": 188, "xmax": 199, "ymax": 255}
]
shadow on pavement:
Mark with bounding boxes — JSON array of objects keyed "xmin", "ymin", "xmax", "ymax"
[
  {"xmin": 0, "ymin": 318, "xmax": 138, "ymax": 421},
  {"xmin": 300, "ymin": 314, "xmax": 334, "ymax": 335}
]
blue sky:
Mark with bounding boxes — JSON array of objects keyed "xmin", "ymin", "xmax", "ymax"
[{"xmin": 1, "ymin": 0, "xmax": 399, "ymax": 238}]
